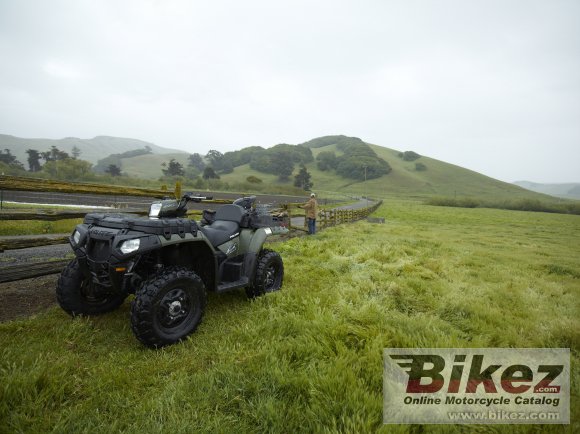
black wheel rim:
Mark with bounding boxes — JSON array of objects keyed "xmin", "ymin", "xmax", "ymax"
[
  {"xmin": 155, "ymin": 287, "xmax": 193, "ymax": 331},
  {"xmin": 264, "ymin": 262, "xmax": 282, "ymax": 292}
]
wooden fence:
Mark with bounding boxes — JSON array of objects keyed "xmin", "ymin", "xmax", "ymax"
[
  {"xmin": 284, "ymin": 200, "xmax": 383, "ymax": 231},
  {"xmin": 0, "ymin": 175, "xmax": 173, "ymax": 198}
]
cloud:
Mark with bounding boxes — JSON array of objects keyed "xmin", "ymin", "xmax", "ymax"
[
  {"xmin": 0, "ymin": 0, "xmax": 578, "ymax": 182},
  {"xmin": 43, "ymin": 60, "xmax": 83, "ymax": 79}
]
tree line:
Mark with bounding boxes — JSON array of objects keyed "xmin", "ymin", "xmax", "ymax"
[
  {"xmin": 159, "ymin": 144, "xmax": 315, "ymax": 190},
  {"xmin": 1, "ymin": 135, "xmax": 395, "ymax": 191},
  {"xmin": 0, "ymin": 145, "xmax": 93, "ymax": 180}
]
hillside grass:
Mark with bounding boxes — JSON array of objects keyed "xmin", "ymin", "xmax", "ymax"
[
  {"xmin": 218, "ymin": 142, "xmax": 558, "ymax": 202},
  {"xmin": 121, "ymin": 153, "xmax": 190, "ymax": 179},
  {"xmin": 1, "ymin": 202, "xmax": 578, "ymax": 432}
]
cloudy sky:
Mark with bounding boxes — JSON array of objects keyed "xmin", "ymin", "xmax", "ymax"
[{"xmin": 0, "ymin": 0, "xmax": 578, "ymax": 183}]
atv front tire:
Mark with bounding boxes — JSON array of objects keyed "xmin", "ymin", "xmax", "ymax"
[
  {"xmin": 246, "ymin": 249, "xmax": 284, "ymax": 298},
  {"xmin": 56, "ymin": 259, "xmax": 127, "ymax": 316},
  {"xmin": 131, "ymin": 267, "xmax": 206, "ymax": 348}
]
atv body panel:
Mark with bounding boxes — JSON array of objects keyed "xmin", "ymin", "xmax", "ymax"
[{"xmin": 69, "ymin": 200, "xmax": 286, "ymax": 295}]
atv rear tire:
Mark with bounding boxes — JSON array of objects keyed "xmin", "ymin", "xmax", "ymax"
[
  {"xmin": 131, "ymin": 267, "xmax": 206, "ymax": 348},
  {"xmin": 246, "ymin": 249, "xmax": 284, "ymax": 299},
  {"xmin": 56, "ymin": 259, "xmax": 127, "ymax": 316}
]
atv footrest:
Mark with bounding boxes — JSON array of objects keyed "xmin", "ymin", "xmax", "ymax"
[{"xmin": 217, "ymin": 277, "xmax": 249, "ymax": 293}]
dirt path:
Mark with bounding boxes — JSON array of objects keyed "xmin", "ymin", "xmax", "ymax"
[{"xmin": 0, "ymin": 274, "xmax": 59, "ymax": 323}]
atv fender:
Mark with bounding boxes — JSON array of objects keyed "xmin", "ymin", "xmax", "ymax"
[{"xmin": 241, "ymin": 227, "xmax": 272, "ymax": 280}]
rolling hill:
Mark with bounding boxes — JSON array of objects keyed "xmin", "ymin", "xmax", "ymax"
[
  {"xmin": 0, "ymin": 134, "xmax": 186, "ymax": 165},
  {"xmin": 218, "ymin": 137, "xmax": 556, "ymax": 201},
  {"xmin": 1, "ymin": 133, "xmax": 562, "ymax": 201},
  {"xmin": 513, "ymin": 181, "xmax": 580, "ymax": 200}
]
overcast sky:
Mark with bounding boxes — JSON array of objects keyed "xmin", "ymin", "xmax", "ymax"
[{"xmin": 1, "ymin": 0, "xmax": 578, "ymax": 183}]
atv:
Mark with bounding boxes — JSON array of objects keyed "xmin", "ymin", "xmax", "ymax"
[{"xmin": 56, "ymin": 194, "xmax": 287, "ymax": 348}]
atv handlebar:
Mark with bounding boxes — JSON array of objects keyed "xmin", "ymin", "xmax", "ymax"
[{"xmin": 183, "ymin": 193, "xmax": 214, "ymax": 203}]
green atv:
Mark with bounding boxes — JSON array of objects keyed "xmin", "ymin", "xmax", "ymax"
[{"xmin": 56, "ymin": 194, "xmax": 287, "ymax": 348}]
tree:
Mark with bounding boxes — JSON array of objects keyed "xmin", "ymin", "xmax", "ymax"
[
  {"xmin": 106, "ymin": 164, "xmax": 122, "ymax": 176},
  {"xmin": 71, "ymin": 145, "xmax": 81, "ymax": 159},
  {"xmin": 336, "ymin": 156, "xmax": 391, "ymax": 180},
  {"xmin": 294, "ymin": 164, "xmax": 313, "ymax": 190},
  {"xmin": 188, "ymin": 153, "xmax": 205, "ymax": 171},
  {"xmin": 205, "ymin": 150, "xmax": 224, "ymax": 170},
  {"xmin": 270, "ymin": 151, "xmax": 294, "ymax": 181},
  {"xmin": 41, "ymin": 145, "xmax": 69, "ymax": 162},
  {"xmin": 26, "ymin": 149, "xmax": 42, "ymax": 172},
  {"xmin": 162, "ymin": 159, "xmax": 185, "ymax": 177},
  {"xmin": 316, "ymin": 151, "xmax": 337, "ymax": 171},
  {"xmin": 0, "ymin": 149, "xmax": 23, "ymax": 168},
  {"xmin": 42, "ymin": 158, "xmax": 92, "ymax": 180},
  {"xmin": 219, "ymin": 160, "xmax": 234, "ymax": 174},
  {"xmin": 248, "ymin": 145, "xmax": 312, "ymax": 176},
  {"xmin": 202, "ymin": 166, "xmax": 220, "ymax": 180},
  {"xmin": 399, "ymin": 151, "xmax": 421, "ymax": 161},
  {"xmin": 415, "ymin": 162, "xmax": 427, "ymax": 171}
]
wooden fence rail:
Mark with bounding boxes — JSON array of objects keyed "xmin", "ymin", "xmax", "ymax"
[
  {"xmin": 0, "ymin": 175, "xmax": 173, "ymax": 198},
  {"xmin": 0, "ymin": 208, "xmax": 148, "ymax": 221},
  {"xmin": 285, "ymin": 200, "xmax": 383, "ymax": 230},
  {"xmin": 0, "ymin": 260, "xmax": 71, "ymax": 284}
]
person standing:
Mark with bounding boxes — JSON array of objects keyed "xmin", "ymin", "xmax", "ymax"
[{"xmin": 302, "ymin": 193, "xmax": 319, "ymax": 235}]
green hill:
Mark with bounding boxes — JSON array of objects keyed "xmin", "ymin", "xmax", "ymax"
[
  {"xmin": 1, "ymin": 133, "xmax": 563, "ymax": 201},
  {"xmin": 219, "ymin": 136, "xmax": 554, "ymax": 201},
  {"xmin": 121, "ymin": 153, "xmax": 190, "ymax": 179}
]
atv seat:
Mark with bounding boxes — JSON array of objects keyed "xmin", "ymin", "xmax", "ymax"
[
  {"xmin": 199, "ymin": 204, "xmax": 244, "ymax": 247},
  {"xmin": 213, "ymin": 204, "xmax": 245, "ymax": 224},
  {"xmin": 200, "ymin": 221, "xmax": 239, "ymax": 247}
]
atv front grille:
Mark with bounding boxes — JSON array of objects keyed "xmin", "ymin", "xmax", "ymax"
[
  {"xmin": 87, "ymin": 239, "xmax": 111, "ymax": 262},
  {"xmin": 86, "ymin": 260, "xmax": 112, "ymax": 287}
]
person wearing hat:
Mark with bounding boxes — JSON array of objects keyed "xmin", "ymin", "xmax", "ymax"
[{"xmin": 301, "ymin": 192, "xmax": 319, "ymax": 235}]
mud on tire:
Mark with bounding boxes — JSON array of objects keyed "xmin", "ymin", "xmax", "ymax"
[
  {"xmin": 131, "ymin": 266, "xmax": 206, "ymax": 348},
  {"xmin": 56, "ymin": 258, "xmax": 127, "ymax": 316},
  {"xmin": 246, "ymin": 249, "xmax": 284, "ymax": 299}
]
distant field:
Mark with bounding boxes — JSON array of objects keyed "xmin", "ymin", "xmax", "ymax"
[
  {"xmin": 1, "ymin": 201, "xmax": 578, "ymax": 432},
  {"xmin": 121, "ymin": 153, "xmax": 190, "ymax": 179}
]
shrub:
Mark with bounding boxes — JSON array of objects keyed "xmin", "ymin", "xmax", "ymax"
[
  {"xmin": 398, "ymin": 151, "xmax": 421, "ymax": 161},
  {"xmin": 426, "ymin": 197, "xmax": 580, "ymax": 215},
  {"xmin": 246, "ymin": 176, "xmax": 263, "ymax": 184}
]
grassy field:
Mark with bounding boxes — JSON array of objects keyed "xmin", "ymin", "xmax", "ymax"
[
  {"xmin": 0, "ymin": 201, "xmax": 578, "ymax": 432},
  {"xmin": 121, "ymin": 153, "xmax": 190, "ymax": 179}
]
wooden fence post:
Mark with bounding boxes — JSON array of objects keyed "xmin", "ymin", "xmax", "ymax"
[{"xmin": 175, "ymin": 181, "xmax": 182, "ymax": 199}]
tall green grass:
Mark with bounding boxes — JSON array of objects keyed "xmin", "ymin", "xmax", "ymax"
[
  {"xmin": 427, "ymin": 196, "xmax": 580, "ymax": 215},
  {"xmin": 0, "ymin": 201, "xmax": 578, "ymax": 432}
]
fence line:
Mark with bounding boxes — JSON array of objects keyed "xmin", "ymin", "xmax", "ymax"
[
  {"xmin": 0, "ymin": 175, "xmax": 384, "ymax": 282},
  {"xmin": 0, "ymin": 175, "xmax": 173, "ymax": 198},
  {"xmin": 284, "ymin": 200, "xmax": 383, "ymax": 231}
]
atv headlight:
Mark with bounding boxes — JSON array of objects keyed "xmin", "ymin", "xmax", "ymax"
[
  {"xmin": 120, "ymin": 238, "xmax": 140, "ymax": 254},
  {"xmin": 149, "ymin": 202, "xmax": 162, "ymax": 218},
  {"xmin": 72, "ymin": 230, "xmax": 81, "ymax": 245}
]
